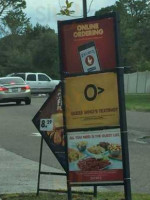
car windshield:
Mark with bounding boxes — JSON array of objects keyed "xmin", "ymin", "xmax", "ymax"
[{"xmin": 0, "ymin": 78, "xmax": 25, "ymax": 85}]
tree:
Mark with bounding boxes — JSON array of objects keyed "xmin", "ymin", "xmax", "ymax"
[
  {"xmin": 0, "ymin": 0, "xmax": 26, "ymax": 17},
  {"xmin": 0, "ymin": 1, "xmax": 60, "ymax": 78},
  {"xmin": 95, "ymin": 0, "xmax": 150, "ymax": 72},
  {"xmin": 0, "ymin": 0, "xmax": 26, "ymax": 36},
  {"xmin": 28, "ymin": 24, "xmax": 59, "ymax": 78},
  {"xmin": 0, "ymin": 24, "xmax": 60, "ymax": 78},
  {"xmin": 2, "ymin": 10, "xmax": 30, "ymax": 34},
  {"xmin": 24, "ymin": 23, "xmax": 55, "ymax": 39}
]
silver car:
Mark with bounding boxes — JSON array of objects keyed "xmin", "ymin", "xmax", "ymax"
[{"xmin": 0, "ymin": 77, "xmax": 31, "ymax": 105}]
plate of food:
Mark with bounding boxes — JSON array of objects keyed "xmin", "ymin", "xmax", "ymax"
[
  {"xmin": 68, "ymin": 148, "xmax": 85, "ymax": 163},
  {"xmin": 68, "ymin": 148, "xmax": 87, "ymax": 171},
  {"xmin": 108, "ymin": 144, "xmax": 122, "ymax": 160},
  {"xmin": 109, "ymin": 153, "xmax": 122, "ymax": 161},
  {"xmin": 86, "ymin": 145, "xmax": 105, "ymax": 156},
  {"xmin": 77, "ymin": 156, "xmax": 111, "ymax": 171},
  {"xmin": 98, "ymin": 142, "xmax": 110, "ymax": 152},
  {"xmin": 76, "ymin": 141, "xmax": 88, "ymax": 152}
]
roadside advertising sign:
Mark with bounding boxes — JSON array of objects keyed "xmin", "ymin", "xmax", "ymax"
[
  {"xmin": 58, "ymin": 14, "xmax": 117, "ymax": 74},
  {"xmin": 68, "ymin": 129, "xmax": 123, "ymax": 183},
  {"xmin": 57, "ymin": 12, "xmax": 131, "ymax": 200},
  {"xmin": 64, "ymin": 72, "xmax": 119, "ymax": 129},
  {"xmin": 32, "ymin": 84, "xmax": 67, "ymax": 171},
  {"xmin": 33, "ymin": 12, "xmax": 131, "ymax": 200}
]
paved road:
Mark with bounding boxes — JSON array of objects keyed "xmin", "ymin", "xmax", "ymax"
[
  {"xmin": 127, "ymin": 110, "xmax": 150, "ymax": 133},
  {"xmin": 0, "ymin": 97, "xmax": 62, "ymax": 169},
  {"xmin": 0, "ymin": 97, "xmax": 150, "ymax": 194}
]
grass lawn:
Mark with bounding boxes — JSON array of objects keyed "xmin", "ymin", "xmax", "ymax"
[
  {"xmin": 1, "ymin": 192, "xmax": 150, "ymax": 200},
  {"xmin": 125, "ymin": 94, "xmax": 150, "ymax": 111}
]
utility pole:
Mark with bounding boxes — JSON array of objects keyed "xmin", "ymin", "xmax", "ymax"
[{"xmin": 83, "ymin": 0, "xmax": 87, "ymax": 18}]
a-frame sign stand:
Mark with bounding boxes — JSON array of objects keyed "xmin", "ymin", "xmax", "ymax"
[
  {"xmin": 36, "ymin": 136, "xmax": 97, "ymax": 197},
  {"xmin": 36, "ymin": 137, "xmax": 66, "ymax": 195}
]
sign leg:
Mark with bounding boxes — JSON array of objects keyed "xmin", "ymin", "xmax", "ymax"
[
  {"xmin": 37, "ymin": 137, "xmax": 43, "ymax": 196},
  {"xmin": 124, "ymin": 177, "xmax": 132, "ymax": 200},
  {"xmin": 67, "ymin": 183, "xmax": 72, "ymax": 200},
  {"xmin": 94, "ymin": 186, "xmax": 97, "ymax": 197}
]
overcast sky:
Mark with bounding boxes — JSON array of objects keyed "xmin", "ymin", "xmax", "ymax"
[{"xmin": 25, "ymin": 0, "xmax": 117, "ymax": 32}]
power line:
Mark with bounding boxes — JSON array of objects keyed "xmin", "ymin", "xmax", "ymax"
[{"xmin": 87, "ymin": 0, "xmax": 94, "ymax": 14}]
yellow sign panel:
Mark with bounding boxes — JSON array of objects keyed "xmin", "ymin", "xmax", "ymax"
[{"xmin": 65, "ymin": 72, "xmax": 119, "ymax": 129}]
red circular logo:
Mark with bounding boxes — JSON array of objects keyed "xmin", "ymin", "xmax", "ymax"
[{"xmin": 85, "ymin": 55, "xmax": 94, "ymax": 66}]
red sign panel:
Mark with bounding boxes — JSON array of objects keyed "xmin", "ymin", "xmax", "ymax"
[{"xmin": 58, "ymin": 15, "xmax": 117, "ymax": 74}]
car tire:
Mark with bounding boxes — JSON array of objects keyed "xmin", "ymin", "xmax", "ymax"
[
  {"xmin": 25, "ymin": 98, "xmax": 31, "ymax": 105},
  {"xmin": 16, "ymin": 100, "xmax": 21, "ymax": 105}
]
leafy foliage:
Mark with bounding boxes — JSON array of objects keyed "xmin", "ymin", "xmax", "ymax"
[
  {"xmin": 95, "ymin": 0, "xmax": 150, "ymax": 72},
  {"xmin": 0, "ymin": 0, "xmax": 27, "ymax": 37},
  {"xmin": 0, "ymin": 0, "xmax": 26, "ymax": 17},
  {"xmin": 57, "ymin": 0, "xmax": 75, "ymax": 16},
  {"xmin": 2, "ymin": 10, "xmax": 30, "ymax": 34},
  {"xmin": 0, "ymin": 1, "xmax": 60, "ymax": 78},
  {"xmin": 0, "ymin": 24, "xmax": 60, "ymax": 79}
]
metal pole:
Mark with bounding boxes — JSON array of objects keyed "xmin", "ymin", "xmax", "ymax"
[
  {"xmin": 115, "ymin": 12, "xmax": 132, "ymax": 200},
  {"xmin": 117, "ymin": 67, "xmax": 132, "ymax": 200},
  {"xmin": 61, "ymin": 81, "xmax": 72, "ymax": 200},
  {"xmin": 37, "ymin": 137, "xmax": 43, "ymax": 196},
  {"xmin": 83, "ymin": 0, "xmax": 87, "ymax": 18},
  {"xmin": 94, "ymin": 185, "xmax": 97, "ymax": 198},
  {"xmin": 67, "ymin": 184, "xmax": 72, "ymax": 200}
]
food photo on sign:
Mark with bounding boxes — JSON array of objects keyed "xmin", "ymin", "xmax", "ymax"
[
  {"xmin": 46, "ymin": 101, "xmax": 64, "ymax": 147},
  {"xmin": 32, "ymin": 84, "xmax": 67, "ymax": 170},
  {"xmin": 67, "ymin": 129, "xmax": 123, "ymax": 183}
]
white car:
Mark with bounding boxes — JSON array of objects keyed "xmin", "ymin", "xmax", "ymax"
[{"xmin": 7, "ymin": 73, "xmax": 60, "ymax": 94}]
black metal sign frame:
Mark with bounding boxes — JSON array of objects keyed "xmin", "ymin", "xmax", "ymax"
[{"xmin": 58, "ymin": 12, "xmax": 132, "ymax": 200}]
